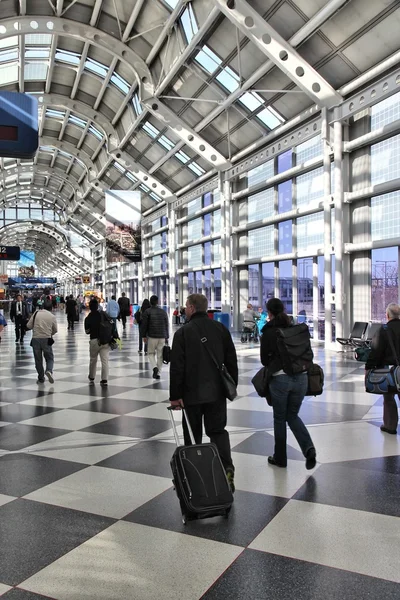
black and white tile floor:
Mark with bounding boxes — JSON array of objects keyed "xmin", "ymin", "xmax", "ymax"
[{"xmin": 0, "ymin": 313, "xmax": 399, "ymax": 599}]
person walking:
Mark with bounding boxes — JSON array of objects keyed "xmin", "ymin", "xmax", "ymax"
[
  {"xmin": 0, "ymin": 312, "xmax": 7, "ymax": 343},
  {"xmin": 65, "ymin": 294, "xmax": 77, "ymax": 330},
  {"xmin": 106, "ymin": 295, "xmax": 120, "ymax": 338},
  {"xmin": 140, "ymin": 295, "xmax": 169, "ymax": 379},
  {"xmin": 10, "ymin": 294, "xmax": 29, "ymax": 344},
  {"xmin": 134, "ymin": 299, "xmax": 150, "ymax": 355},
  {"xmin": 118, "ymin": 292, "xmax": 130, "ymax": 330},
  {"xmin": 260, "ymin": 298, "xmax": 316, "ymax": 470},
  {"xmin": 169, "ymin": 293, "xmax": 238, "ymax": 491},
  {"xmin": 85, "ymin": 298, "xmax": 110, "ymax": 386},
  {"xmin": 26, "ymin": 303, "xmax": 57, "ymax": 384},
  {"xmin": 365, "ymin": 302, "xmax": 400, "ymax": 434}
]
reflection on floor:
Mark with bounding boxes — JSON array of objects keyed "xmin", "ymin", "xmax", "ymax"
[{"xmin": 0, "ymin": 313, "xmax": 399, "ymax": 599}]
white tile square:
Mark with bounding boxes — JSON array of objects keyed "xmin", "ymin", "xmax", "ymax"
[
  {"xmin": 0, "ymin": 584, "xmax": 11, "ymax": 596},
  {"xmin": 0, "ymin": 422, "xmax": 11, "ymax": 428},
  {"xmin": 250, "ymin": 500, "xmax": 400, "ymax": 583},
  {"xmin": 287, "ymin": 421, "xmax": 400, "ymax": 463},
  {"xmin": 228, "ymin": 395, "xmax": 273, "ymax": 412},
  {"xmin": 310, "ymin": 391, "xmax": 377, "ymax": 406},
  {"xmin": 25, "ymin": 432, "xmax": 138, "ymax": 465},
  {"xmin": 111, "ymin": 388, "xmax": 169, "ymax": 402},
  {"xmin": 126, "ymin": 403, "xmax": 177, "ymax": 421},
  {"xmin": 19, "ymin": 409, "xmax": 116, "ymax": 430},
  {"xmin": 24, "ymin": 466, "xmax": 173, "ymax": 518},
  {"xmin": 231, "ymin": 450, "xmax": 317, "ymax": 498},
  {"xmin": 19, "ymin": 393, "xmax": 103, "ymax": 409},
  {"xmin": 21, "ymin": 521, "xmax": 242, "ymax": 600},
  {"xmin": 236, "ymin": 384, "xmax": 257, "ymax": 397},
  {"xmin": 19, "ymin": 381, "xmax": 85, "ymax": 393},
  {"xmin": 0, "ymin": 494, "xmax": 16, "ymax": 508},
  {"xmin": 108, "ymin": 377, "xmax": 156, "ymax": 389},
  {"xmin": 0, "ymin": 402, "xmax": 10, "ymax": 407}
]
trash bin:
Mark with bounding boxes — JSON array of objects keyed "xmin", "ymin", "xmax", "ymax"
[
  {"xmin": 207, "ymin": 309, "xmax": 220, "ymax": 320},
  {"xmin": 214, "ymin": 312, "xmax": 230, "ymax": 329}
]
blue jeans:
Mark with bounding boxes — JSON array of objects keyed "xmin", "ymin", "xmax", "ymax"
[
  {"xmin": 32, "ymin": 338, "xmax": 54, "ymax": 381},
  {"xmin": 269, "ymin": 372, "xmax": 314, "ymax": 466}
]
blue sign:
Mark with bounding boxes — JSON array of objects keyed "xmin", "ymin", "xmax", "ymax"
[
  {"xmin": 8, "ymin": 277, "xmax": 57, "ymax": 285},
  {"xmin": 0, "ymin": 92, "xmax": 39, "ymax": 159}
]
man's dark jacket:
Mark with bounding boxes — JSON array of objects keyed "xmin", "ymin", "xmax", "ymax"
[
  {"xmin": 10, "ymin": 300, "xmax": 28, "ymax": 321},
  {"xmin": 170, "ymin": 312, "xmax": 238, "ymax": 406},
  {"xmin": 365, "ymin": 319, "xmax": 400, "ymax": 369},
  {"xmin": 118, "ymin": 296, "xmax": 130, "ymax": 315},
  {"xmin": 65, "ymin": 298, "xmax": 77, "ymax": 316},
  {"xmin": 140, "ymin": 305, "xmax": 169, "ymax": 339}
]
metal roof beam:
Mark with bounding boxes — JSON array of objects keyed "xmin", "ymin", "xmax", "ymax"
[{"xmin": 214, "ymin": 0, "xmax": 343, "ymax": 109}]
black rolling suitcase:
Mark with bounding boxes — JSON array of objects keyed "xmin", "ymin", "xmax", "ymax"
[{"xmin": 168, "ymin": 407, "xmax": 233, "ymax": 524}]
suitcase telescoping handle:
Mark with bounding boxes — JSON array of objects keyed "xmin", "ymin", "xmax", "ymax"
[{"xmin": 167, "ymin": 406, "xmax": 196, "ymax": 446}]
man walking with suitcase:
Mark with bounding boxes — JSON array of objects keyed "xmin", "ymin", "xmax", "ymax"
[{"xmin": 169, "ymin": 293, "xmax": 238, "ymax": 491}]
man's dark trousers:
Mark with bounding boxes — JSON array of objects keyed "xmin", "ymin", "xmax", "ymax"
[
  {"xmin": 182, "ymin": 399, "xmax": 233, "ymax": 472},
  {"xmin": 15, "ymin": 315, "xmax": 25, "ymax": 341}
]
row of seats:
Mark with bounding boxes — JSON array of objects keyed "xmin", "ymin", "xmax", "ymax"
[{"xmin": 337, "ymin": 321, "xmax": 381, "ymax": 349}]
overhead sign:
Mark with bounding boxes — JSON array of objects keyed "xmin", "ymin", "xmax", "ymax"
[
  {"xmin": 0, "ymin": 92, "xmax": 39, "ymax": 159},
  {"xmin": 82, "ymin": 275, "xmax": 90, "ymax": 284},
  {"xmin": 0, "ymin": 246, "xmax": 20, "ymax": 261},
  {"xmin": 8, "ymin": 277, "xmax": 57, "ymax": 284}
]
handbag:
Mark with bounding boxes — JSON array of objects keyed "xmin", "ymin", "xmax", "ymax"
[
  {"xmin": 251, "ymin": 367, "xmax": 272, "ymax": 406},
  {"xmin": 355, "ymin": 346, "xmax": 371, "ymax": 362},
  {"xmin": 162, "ymin": 344, "xmax": 171, "ymax": 364},
  {"xmin": 365, "ymin": 325, "xmax": 400, "ymax": 394},
  {"xmin": 200, "ymin": 336, "xmax": 237, "ymax": 401},
  {"xmin": 306, "ymin": 363, "xmax": 324, "ymax": 396}
]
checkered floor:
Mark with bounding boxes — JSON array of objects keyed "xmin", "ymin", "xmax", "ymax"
[{"xmin": 0, "ymin": 313, "xmax": 399, "ymax": 600}]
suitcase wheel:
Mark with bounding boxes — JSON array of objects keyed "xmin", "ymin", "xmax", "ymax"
[
  {"xmin": 182, "ymin": 514, "xmax": 187, "ymax": 525},
  {"xmin": 225, "ymin": 507, "xmax": 231, "ymax": 518}
]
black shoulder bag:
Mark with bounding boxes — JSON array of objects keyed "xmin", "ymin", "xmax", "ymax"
[{"xmin": 200, "ymin": 336, "xmax": 237, "ymax": 401}]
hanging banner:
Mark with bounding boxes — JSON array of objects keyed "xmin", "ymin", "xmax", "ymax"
[
  {"xmin": 82, "ymin": 275, "xmax": 90, "ymax": 284},
  {"xmin": 105, "ymin": 190, "xmax": 141, "ymax": 263},
  {"xmin": 0, "ymin": 274, "xmax": 8, "ymax": 283}
]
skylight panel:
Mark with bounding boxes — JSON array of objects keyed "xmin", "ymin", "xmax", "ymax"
[
  {"xmin": 26, "ymin": 34, "xmax": 52, "ymax": 45},
  {"xmin": 55, "ymin": 49, "xmax": 81, "ymax": 65},
  {"xmin": 0, "ymin": 64, "xmax": 18, "ymax": 85},
  {"xmin": 0, "ymin": 36, "xmax": 18, "ymax": 49},
  {"xmin": 158, "ymin": 135, "xmax": 175, "ymax": 151},
  {"xmin": 88, "ymin": 125, "xmax": 103, "ymax": 140},
  {"xmin": 143, "ymin": 121, "xmax": 160, "ymax": 138},
  {"xmin": 113, "ymin": 161, "xmax": 125, "ymax": 174},
  {"xmin": 25, "ymin": 62, "xmax": 48, "ymax": 81},
  {"xmin": 111, "ymin": 72, "xmax": 130, "ymax": 94},
  {"xmin": 150, "ymin": 192, "xmax": 161, "ymax": 202},
  {"xmin": 257, "ymin": 106, "xmax": 285, "ymax": 130},
  {"xmin": 68, "ymin": 115, "xmax": 87, "ymax": 128},
  {"xmin": 85, "ymin": 58, "xmax": 108, "ymax": 78},
  {"xmin": 46, "ymin": 109, "xmax": 65, "ymax": 119},
  {"xmin": 125, "ymin": 172, "xmax": 137, "ymax": 183},
  {"xmin": 140, "ymin": 184, "xmax": 150, "ymax": 193},
  {"xmin": 25, "ymin": 48, "xmax": 50, "ymax": 59},
  {"xmin": 181, "ymin": 4, "xmax": 198, "ymax": 43},
  {"xmin": 0, "ymin": 50, "xmax": 18, "ymax": 63},
  {"xmin": 175, "ymin": 150, "xmax": 190, "ymax": 164},
  {"xmin": 188, "ymin": 162, "xmax": 205, "ymax": 176},
  {"xmin": 240, "ymin": 91, "xmax": 262, "ymax": 112},
  {"xmin": 163, "ymin": 0, "xmax": 179, "ymax": 8},
  {"xmin": 216, "ymin": 66, "xmax": 240, "ymax": 93},
  {"xmin": 132, "ymin": 94, "xmax": 142, "ymax": 115},
  {"xmin": 195, "ymin": 45, "xmax": 222, "ymax": 74}
]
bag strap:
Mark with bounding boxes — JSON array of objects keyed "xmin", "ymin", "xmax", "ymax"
[
  {"xmin": 383, "ymin": 324, "xmax": 400, "ymax": 367},
  {"xmin": 190, "ymin": 319, "xmax": 222, "ymax": 372},
  {"xmin": 31, "ymin": 310, "xmax": 38, "ymax": 329}
]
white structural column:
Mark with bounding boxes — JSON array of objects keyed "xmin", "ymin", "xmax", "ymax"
[
  {"xmin": 116, "ymin": 262, "xmax": 122, "ymax": 298},
  {"xmin": 137, "ymin": 262, "xmax": 144, "ymax": 303},
  {"xmin": 167, "ymin": 203, "xmax": 176, "ymax": 324},
  {"xmin": 220, "ymin": 174, "xmax": 232, "ymax": 318},
  {"xmin": 322, "ymin": 108, "xmax": 332, "ymax": 346},
  {"xmin": 334, "ymin": 117, "xmax": 344, "ymax": 342}
]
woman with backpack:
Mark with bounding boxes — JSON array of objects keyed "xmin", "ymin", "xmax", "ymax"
[
  {"xmin": 135, "ymin": 298, "xmax": 150, "ymax": 355},
  {"xmin": 260, "ymin": 298, "xmax": 317, "ymax": 470}
]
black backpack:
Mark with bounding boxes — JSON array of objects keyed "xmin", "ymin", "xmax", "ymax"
[
  {"xmin": 276, "ymin": 324, "xmax": 314, "ymax": 375},
  {"xmin": 98, "ymin": 311, "xmax": 114, "ymax": 345},
  {"xmin": 306, "ymin": 363, "xmax": 324, "ymax": 396}
]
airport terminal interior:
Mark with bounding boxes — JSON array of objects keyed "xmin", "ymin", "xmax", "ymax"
[{"xmin": 0, "ymin": 0, "xmax": 399, "ymax": 598}]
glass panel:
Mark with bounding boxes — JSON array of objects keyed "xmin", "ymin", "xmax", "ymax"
[
  {"xmin": 203, "ymin": 192, "xmax": 212, "ymax": 207},
  {"xmin": 195, "ymin": 271, "xmax": 202, "ymax": 294},
  {"xmin": 204, "ymin": 269, "xmax": 211, "ymax": 304},
  {"xmin": 248, "ymin": 160, "xmax": 274, "ymax": 188},
  {"xmin": 248, "ymin": 264, "xmax": 260, "ymax": 307},
  {"xmin": 214, "ymin": 268, "xmax": 221, "ymax": 309},
  {"xmin": 279, "ymin": 260, "xmax": 293, "ymax": 316},
  {"xmin": 204, "ymin": 241, "xmax": 212, "ymax": 265},
  {"xmin": 161, "ymin": 254, "xmax": 167, "ymax": 272},
  {"xmin": 277, "ymin": 150, "xmax": 292, "ymax": 174},
  {"xmin": 296, "ymin": 135, "xmax": 322, "ymax": 164},
  {"xmin": 278, "ymin": 220, "xmax": 292, "ymax": 254},
  {"xmin": 188, "ymin": 272, "xmax": 195, "ymax": 295},
  {"xmin": 188, "ymin": 217, "xmax": 202, "ymax": 239},
  {"xmin": 248, "ymin": 226, "xmax": 274, "ymax": 259},
  {"xmin": 278, "ymin": 180, "xmax": 292, "ymax": 214},
  {"xmin": 213, "ymin": 240, "xmax": 221, "ymax": 263},
  {"xmin": 188, "ymin": 244, "xmax": 202, "ymax": 269},
  {"xmin": 371, "ymin": 92, "xmax": 400, "ymax": 130},
  {"xmin": 297, "ymin": 213, "xmax": 324, "ymax": 252},
  {"xmin": 161, "ymin": 215, "xmax": 168, "ymax": 227},
  {"xmin": 161, "ymin": 231, "xmax": 167, "ymax": 249},
  {"xmin": 296, "ymin": 167, "xmax": 324, "ymax": 207},
  {"xmin": 372, "ymin": 247, "xmax": 399, "ymax": 322},
  {"xmin": 262, "ymin": 263, "xmax": 275, "ymax": 306},
  {"xmin": 212, "ymin": 209, "xmax": 221, "ymax": 234},
  {"xmin": 204, "ymin": 213, "xmax": 211, "ymax": 236},
  {"xmin": 371, "ymin": 190, "xmax": 400, "ymax": 240},
  {"xmin": 297, "ymin": 258, "xmax": 314, "ymax": 337},
  {"xmin": 187, "ymin": 196, "xmax": 202, "ymax": 216},
  {"xmin": 371, "ymin": 135, "xmax": 400, "ymax": 185},
  {"xmin": 248, "ymin": 188, "xmax": 274, "ymax": 223}
]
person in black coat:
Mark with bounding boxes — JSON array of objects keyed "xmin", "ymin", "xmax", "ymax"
[
  {"xmin": 260, "ymin": 298, "xmax": 316, "ymax": 470},
  {"xmin": 65, "ymin": 295, "xmax": 77, "ymax": 330},
  {"xmin": 117, "ymin": 292, "xmax": 130, "ymax": 329},
  {"xmin": 10, "ymin": 294, "xmax": 29, "ymax": 343},
  {"xmin": 169, "ymin": 293, "xmax": 238, "ymax": 490},
  {"xmin": 365, "ymin": 303, "xmax": 400, "ymax": 434}
]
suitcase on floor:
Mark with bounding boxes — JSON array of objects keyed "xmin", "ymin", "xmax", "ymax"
[{"xmin": 168, "ymin": 407, "xmax": 233, "ymax": 524}]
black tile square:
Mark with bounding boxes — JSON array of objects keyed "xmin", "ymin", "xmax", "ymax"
[
  {"xmin": 73, "ymin": 398, "xmax": 153, "ymax": 415},
  {"xmin": 0, "ymin": 390, "xmax": 54, "ymax": 404},
  {"xmin": 0, "ymin": 404, "xmax": 60, "ymax": 423},
  {"xmin": 233, "ymin": 431, "xmax": 304, "ymax": 460},
  {"xmin": 225, "ymin": 408, "xmax": 274, "ymax": 429},
  {"xmin": 98, "ymin": 440, "xmax": 174, "ymax": 476},
  {"xmin": 0, "ymin": 425, "xmax": 71, "ymax": 451},
  {"xmin": 332, "ymin": 455, "xmax": 400, "ymax": 476},
  {"xmin": 293, "ymin": 463, "xmax": 400, "ymax": 517},
  {"xmin": 202, "ymin": 549, "xmax": 400, "ymax": 600},
  {"xmin": 0, "ymin": 498, "xmax": 115, "ymax": 586},
  {"xmin": 124, "ymin": 487, "xmax": 287, "ymax": 547},
  {"xmin": 65, "ymin": 385, "xmax": 135, "ymax": 397},
  {"xmin": 0, "ymin": 454, "xmax": 86, "ymax": 497},
  {"xmin": 142, "ymin": 380, "xmax": 170, "ymax": 390},
  {"xmin": 81, "ymin": 415, "xmax": 172, "ymax": 438},
  {"xmin": 1, "ymin": 589, "xmax": 55, "ymax": 599}
]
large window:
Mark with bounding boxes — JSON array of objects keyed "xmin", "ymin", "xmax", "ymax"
[
  {"xmin": 279, "ymin": 260, "xmax": 292, "ymax": 315},
  {"xmin": 248, "ymin": 160, "xmax": 274, "ymax": 188},
  {"xmin": 248, "ymin": 226, "xmax": 274, "ymax": 259},
  {"xmin": 262, "ymin": 263, "xmax": 274, "ymax": 305},
  {"xmin": 187, "ymin": 196, "xmax": 202, "ymax": 216},
  {"xmin": 371, "ymin": 191, "xmax": 400, "ymax": 241},
  {"xmin": 248, "ymin": 264, "xmax": 259, "ymax": 306},
  {"xmin": 371, "ymin": 135, "xmax": 400, "ymax": 185},
  {"xmin": 278, "ymin": 221, "xmax": 292, "ymax": 254},
  {"xmin": 298, "ymin": 258, "xmax": 313, "ymax": 336},
  {"xmin": 296, "ymin": 167, "xmax": 324, "ymax": 207},
  {"xmin": 213, "ymin": 239, "xmax": 221, "ymax": 264},
  {"xmin": 297, "ymin": 213, "xmax": 324, "ymax": 252},
  {"xmin": 188, "ymin": 217, "xmax": 202, "ymax": 240},
  {"xmin": 296, "ymin": 135, "xmax": 322, "ymax": 164},
  {"xmin": 371, "ymin": 92, "xmax": 400, "ymax": 130},
  {"xmin": 212, "ymin": 209, "xmax": 221, "ymax": 234},
  {"xmin": 188, "ymin": 244, "xmax": 202, "ymax": 269},
  {"xmin": 214, "ymin": 268, "xmax": 221, "ymax": 309},
  {"xmin": 372, "ymin": 247, "xmax": 399, "ymax": 322},
  {"xmin": 248, "ymin": 189, "xmax": 274, "ymax": 223}
]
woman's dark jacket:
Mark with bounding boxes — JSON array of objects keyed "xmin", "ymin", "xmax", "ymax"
[
  {"xmin": 260, "ymin": 316, "xmax": 291, "ymax": 374},
  {"xmin": 365, "ymin": 319, "xmax": 400, "ymax": 369}
]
